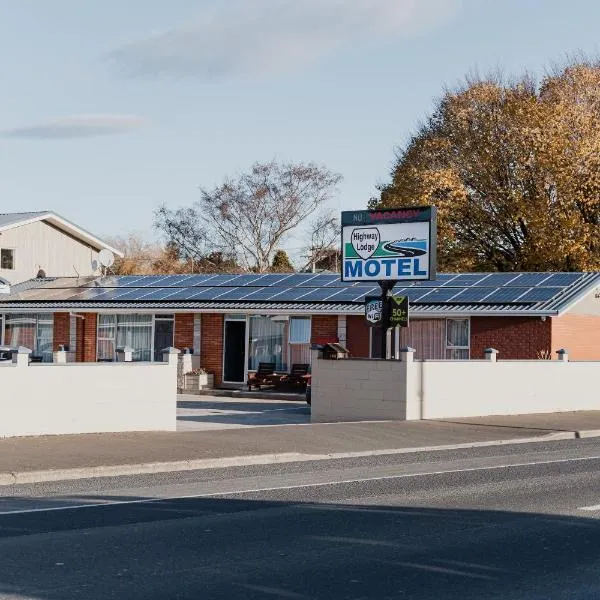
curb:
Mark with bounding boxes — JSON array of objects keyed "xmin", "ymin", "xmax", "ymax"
[
  {"xmin": 575, "ymin": 429, "xmax": 600, "ymax": 439},
  {"xmin": 0, "ymin": 431, "xmax": 577, "ymax": 487}
]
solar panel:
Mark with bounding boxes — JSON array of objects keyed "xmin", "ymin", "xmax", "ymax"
[
  {"xmin": 508, "ymin": 273, "xmax": 554, "ymax": 287},
  {"xmin": 543, "ymin": 273, "xmax": 582, "ymax": 287},
  {"xmin": 326, "ymin": 287, "xmax": 380, "ymax": 302},
  {"xmin": 193, "ymin": 274, "xmax": 241, "ymax": 287},
  {"xmin": 475, "ymin": 273, "xmax": 520, "ymax": 287},
  {"xmin": 417, "ymin": 287, "xmax": 468, "ymax": 303},
  {"xmin": 247, "ymin": 274, "xmax": 295, "ymax": 287},
  {"xmin": 239, "ymin": 287, "xmax": 292, "ymax": 301},
  {"xmin": 440, "ymin": 274, "xmax": 487, "ymax": 287},
  {"xmin": 288, "ymin": 274, "xmax": 338, "ymax": 287},
  {"xmin": 515, "ymin": 287, "xmax": 563, "ymax": 303},
  {"xmin": 210, "ymin": 287, "xmax": 265, "ymax": 301},
  {"xmin": 276, "ymin": 287, "xmax": 346, "ymax": 302},
  {"xmin": 481, "ymin": 288, "xmax": 531, "ymax": 303},
  {"xmin": 406, "ymin": 274, "xmax": 456, "ymax": 288},
  {"xmin": 446, "ymin": 287, "xmax": 497, "ymax": 303}
]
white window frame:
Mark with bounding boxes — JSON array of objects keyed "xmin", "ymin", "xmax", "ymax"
[
  {"xmin": 97, "ymin": 313, "xmax": 175, "ymax": 362},
  {"xmin": 288, "ymin": 315, "xmax": 312, "ymax": 369},
  {"xmin": 0, "ymin": 248, "xmax": 15, "ymax": 271},
  {"xmin": 445, "ymin": 317, "xmax": 470, "ymax": 359},
  {"xmin": 0, "ymin": 313, "xmax": 4, "ymax": 345}
]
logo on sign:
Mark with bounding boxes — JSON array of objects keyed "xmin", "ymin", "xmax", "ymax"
[
  {"xmin": 351, "ymin": 228, "xmax": 380, "ymax": 260},
  {"xmin": 365, "ymin": 297, "xmax": 383, "ymax": 326}
]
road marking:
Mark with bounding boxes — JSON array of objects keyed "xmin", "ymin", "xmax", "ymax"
[
  {"xmin": 2, "ymin": 454, "xmax": 600, "ymax": 517},
  {"xmin": 579, "ymin": 504, "xmax": 600, "ymax": 511}
]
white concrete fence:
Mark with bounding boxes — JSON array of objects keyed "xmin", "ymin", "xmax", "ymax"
[
  {"xmin": 0, "ymin": 347, "xmax": 179, "ymax": 437},
  {"xmin": 311, "ymin": 348, "xmax": 600, "ymax": 422}
]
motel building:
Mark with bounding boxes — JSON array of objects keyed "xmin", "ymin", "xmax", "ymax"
[{"xmin": 1, "ymin": 271, "xmax": 600, "ymax": 387}]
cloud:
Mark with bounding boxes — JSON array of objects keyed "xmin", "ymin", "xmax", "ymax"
[
  {"xmin": 109, "ymin": 0, "xmax": 460, "ymax": 79},
  {"xmin": 1, "ymin": 115, "xmax": 145, "ymax": 140}
]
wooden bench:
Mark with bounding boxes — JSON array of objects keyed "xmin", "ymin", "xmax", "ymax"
[
  {"xmin": 283, "ymin": 363, "xmax": 310, "ymax": 388},
  {"xmin": 247, "ymin": 362, "xmax": 276, "ymax": 391}
]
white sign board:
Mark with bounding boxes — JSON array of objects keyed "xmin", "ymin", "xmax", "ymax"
[{"xmin": 341, "ymin": 208, "xmax": 436, "ymax": 282}]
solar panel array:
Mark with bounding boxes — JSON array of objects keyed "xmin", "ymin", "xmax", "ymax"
[{"xmin": 6, "ymin": 271, "xmax": 589, "ymax": 308}]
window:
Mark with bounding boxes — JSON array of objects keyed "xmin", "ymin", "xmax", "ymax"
[
  {"xmin": 248, "ymin": 315, "xmax": 287, "ymax": 372},
  {"xmin": 0, "ymin": 249, "xmax": 14, "ymax": 270},
  {"xmin": 289, "ymin": 317, "xmax": 311, "ymax": 366},
  {"xmin": 4, "ymin": 313, "xmax": 53, "ymax": 362},
  {"xmin": 97, "ymin": 314, "xmax": 153, "ymax": 362},
  {"xmin": 446, "ymin": 318, "xmax": 470, "ymax": 359}
]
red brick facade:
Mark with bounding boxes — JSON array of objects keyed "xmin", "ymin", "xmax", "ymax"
[
  {"xmin": 53, "ymin": 312, "xmax": 70, "ymax": 351},
  {"xmin": 174, "ymin": 313, "xmax": 194, "ymax": 352},
  {"xmin": 346, "ymin": 315, "xmax": 370, "ymax": 358},
  {"xmin": 201, "ymin": 314, "xmax": 224, "ymax": 386},
  {"xmin": 470, "ymin": 316, "xmax": 551, "ymax": 360},
  {"xmin": 76, "ymin": 313, "xmax": 97, "ymax": 362},
  {"xmin": 551, "ymin": 313, "xmax": 600, "ymax": 360},
  {"xmin": 311, "ymin": 315, "xmax": 338, "ymax": 345}
]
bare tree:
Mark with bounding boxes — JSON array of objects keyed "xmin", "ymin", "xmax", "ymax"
[
  {"xmin": 300, "ymin": 211, "xmax": 340, "ymax": 272},
  {"xmin": 154, "ymin": 160, "xmax": 342, "ymax": 273}
]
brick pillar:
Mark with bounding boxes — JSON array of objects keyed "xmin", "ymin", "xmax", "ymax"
[
  {"xmin": 53, "ymin": 313, "xmax": 70, "ymax": 351},
  {"xmin": 174, "ymin": 313, "xmax": 195, "ymax": 352},
  {"xmin": 201, "ymin": 314, "xmax": 224, "ymax": 386},
  {"xmin": 76, "ymin": 313, "xmax": 97, "ymax": 362},
  {"xmin": 311, "ymin": 315, "xmax": 339, "ymax": 345}
]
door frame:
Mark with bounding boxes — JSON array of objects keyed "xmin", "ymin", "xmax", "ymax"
[{"xmin": 222, "ymin": 314, "xmax": 248, "ymax": 384}]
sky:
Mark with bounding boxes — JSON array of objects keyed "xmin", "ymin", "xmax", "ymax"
[{"xmin": 1, "ymin": 0, "xmax": 600, "ymax": 259}]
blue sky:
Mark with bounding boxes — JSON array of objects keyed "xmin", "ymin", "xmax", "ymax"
[{"xmin": 1, "ymin": 0, "xmax": 599, "ymax": 256}]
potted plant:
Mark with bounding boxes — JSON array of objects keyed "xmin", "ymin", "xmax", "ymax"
[{"xmin": 184, "ymin": 368, "xmax": 214, "ymax": 391}]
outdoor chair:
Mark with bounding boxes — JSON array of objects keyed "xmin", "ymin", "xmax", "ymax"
[
  {"xmin": 284, "ymin": 363, "xmax": 310, "ymax": 388},
  {"xmin": 247, "ymin": 362, "xmax": 276, "ymax": 390}
]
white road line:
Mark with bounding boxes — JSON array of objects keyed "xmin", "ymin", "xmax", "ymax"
[
  {"xmin": 2, "ymin": 454, "xmax": 600, "ymax": 517},
  {"xmin": 579, "ymin": 504, "xmax": 600, "ymax": 511}
]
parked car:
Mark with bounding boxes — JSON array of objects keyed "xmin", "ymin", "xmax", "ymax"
[{"xmin": 305, "ymin": 381, "xmax": 311, "ymax": 405}]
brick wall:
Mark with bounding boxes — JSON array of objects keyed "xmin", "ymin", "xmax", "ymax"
[
  {"xmin": 201, "ymin": 313, "xmax": 224, "ymax": 386},
  {"xmin": 76, "ymin": 313, "xmax": 97, "ymax": 362},
  {"xmin": 551, "ymin": 313, "xmax": 600, "ymax": 360},
  {"xmin": 311, "ymin": 315, "xmax": 338, "ymax": 345},
  {"xmin": 346, "ymin": 315, "xmax": 370, "ymax": 358},
  {"xmin": 53, "ymin": 312, "xmax": 70, "ymax": 351},
  {"xmin": 470, "ymin": 316, "xmax": 551, "ymax": 360},
  {"xmin": 174, "ymin": 313, "xmax": 194, "ymax": 352}
]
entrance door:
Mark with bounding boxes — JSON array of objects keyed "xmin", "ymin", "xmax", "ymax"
[
  {"xmin": 154, "ymin": 318, "xmax": 175, "ymax": 361},
  {"xmin": 224, "ymin": 320, "xmax": 246, "ymax": 382}
]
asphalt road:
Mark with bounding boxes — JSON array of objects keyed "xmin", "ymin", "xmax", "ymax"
[{"xmin": 2, "ymin": 439, "xmax": 600, "ymax": 599}]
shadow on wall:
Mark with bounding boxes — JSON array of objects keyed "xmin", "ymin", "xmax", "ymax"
[{"xmin": 0, "ymin": 495, "xmax": 599, "ymax": 599}]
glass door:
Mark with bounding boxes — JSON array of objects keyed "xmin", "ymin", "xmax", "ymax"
[
  {"xmin": 223, "ymin": 319, "xmax": 246, "ymax": 383},
  {"xmin": 154, "ymin": 316, "xmax": 175, "ymax": 361}
]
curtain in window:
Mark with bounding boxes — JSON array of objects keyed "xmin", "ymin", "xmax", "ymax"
[
  {"xmin": 5, "ymin": 314, "xmax": 36, "ymax": 353},
  {"xmin": 116, "ymin": 314, "xmax": 152, "ymax": 361},
  {"xmin": 446, "ymin": 319, "xmax": 470, "ymax": 359},
  {"xmin": 248, "ymin": 316, "xmax": 287, "ymax": 371},
  {"xmin": 36, "ymin": 314, "xmax": 54, "ymax": 362},
  {"xmin": 289, "ymin": 317, "xmax": 311, "ymax": 367},
  {"xmin": 97, "ymin": 315, "xmax": 117, "ymax": 361},
  {"xmin": 4, "ymin": 313, "xmax": 54, "ymax": 362},
  {"xmin": 398, "ymin": 319, "xmax": 446, "ymax": 360}
]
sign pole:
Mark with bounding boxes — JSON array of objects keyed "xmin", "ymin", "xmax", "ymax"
[{"xmin": 378, "ymin": 281, "xmax": 395, "ymax": 359}]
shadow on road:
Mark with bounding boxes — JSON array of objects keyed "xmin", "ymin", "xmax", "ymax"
[{"xmin": 0, "ymin": 494, "xmax": 599, "ymax": 599}]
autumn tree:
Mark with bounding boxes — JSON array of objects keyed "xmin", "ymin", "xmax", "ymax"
[
  {"xmin": 154, "ymin": 160, "xmax": 342, "ymax": 273},
  {"xmin": 375, "ymin": 63, "xmax": 600, "ymax": 272},
  {"xmin": 271, "ymin": 249, "xmax": 295, "ymax": 272}
]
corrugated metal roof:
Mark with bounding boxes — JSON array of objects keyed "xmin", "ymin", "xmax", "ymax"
[
  {"xmin": 1, "ymin": 271, "xmax": 599, "ymax": 316},
  {"xmin": 0, "ymin": 212, "xmax": 47, "ymax": 229}
]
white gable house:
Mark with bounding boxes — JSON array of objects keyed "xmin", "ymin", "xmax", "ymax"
[{"xmin": 0, "ymin": 212, "xmax": 122, "ymax": 285}]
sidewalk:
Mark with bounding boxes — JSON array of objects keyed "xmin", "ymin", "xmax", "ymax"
[{"xmin": 1, "ymin": 411, "xmax": 600, "ymax": 486}]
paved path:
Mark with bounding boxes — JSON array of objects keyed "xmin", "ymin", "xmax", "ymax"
[
  {"xmin": 2, "ymin": 439, "xmax": 600, "ymax": 599},
  {"xmin": 177, "ymin": 395, "xmax": 310, "ymax": 431}
]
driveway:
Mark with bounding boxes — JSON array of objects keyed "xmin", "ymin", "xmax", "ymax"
[{"xmin": 177, "ymin": 394, "xmax": 310, "ymax": 431}]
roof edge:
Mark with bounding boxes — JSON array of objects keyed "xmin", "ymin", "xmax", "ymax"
[{"xmin": 0, "ymin": 212, "xmax": 124, "ymax": 257}]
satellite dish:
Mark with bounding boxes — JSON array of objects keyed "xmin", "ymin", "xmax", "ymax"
[{"xmin": 98, "ymin": 249, "xmax": 115, "ymax": 268}]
